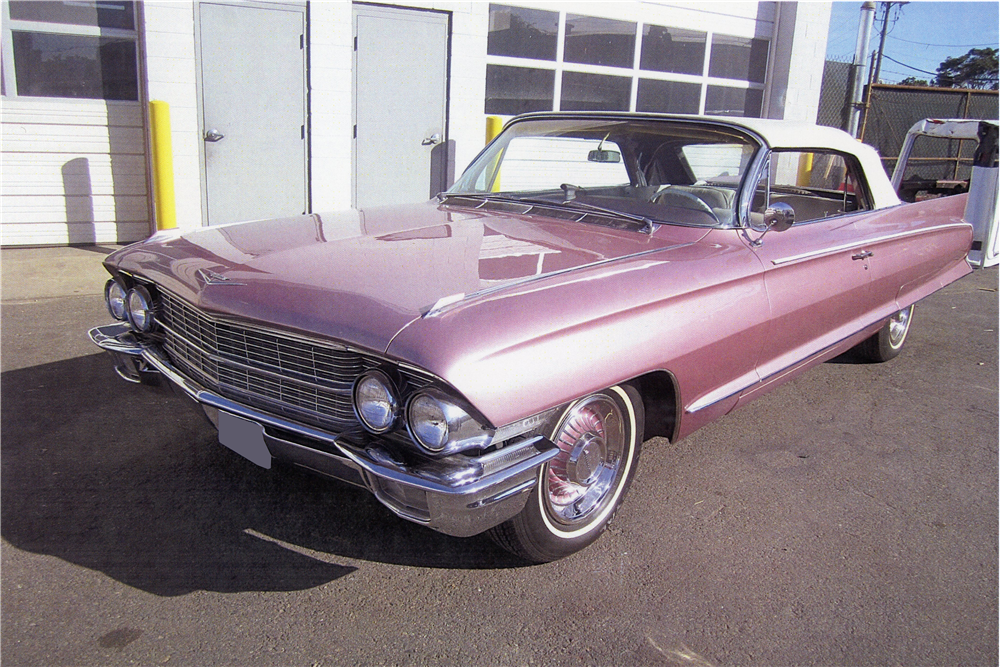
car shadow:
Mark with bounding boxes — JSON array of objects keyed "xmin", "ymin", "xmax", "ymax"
[
  {"xmin": 1, "ymin": 354, "xmax": 523, "ymax": 597},
  {"xmin": 826, "ymin": 348, "xmax": 869, "ymax": 365}
]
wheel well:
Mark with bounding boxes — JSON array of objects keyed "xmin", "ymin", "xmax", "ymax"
[{"xmin": 629, "ymin": 371, "xmax": 678, "ymax": 442}]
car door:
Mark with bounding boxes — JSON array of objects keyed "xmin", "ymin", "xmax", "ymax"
[{"xmin": 738, "ymin": 150, "xmax": 877, "ymax": 403}]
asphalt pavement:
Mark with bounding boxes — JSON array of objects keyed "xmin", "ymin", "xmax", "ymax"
[{"xmin": 1, "ymin": 245, "xmax": 997, "ymax": 666}]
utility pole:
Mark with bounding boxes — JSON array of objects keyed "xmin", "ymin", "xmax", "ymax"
[
  {"xmin": 848, "ymin": 2, "xmax": 876, "ymax": 138},
  {"xmin": 859, "ymin": 1, "xmax": 908, "ymax": 140}
]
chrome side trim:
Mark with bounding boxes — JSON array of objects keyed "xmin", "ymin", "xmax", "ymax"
[
  {"xmin": 685, "ymin": 319, "xmax": 885, "ymax": 414},
  {"xmin": 771, "ymin": 223, "xmax": 970, "ymax": 266}
]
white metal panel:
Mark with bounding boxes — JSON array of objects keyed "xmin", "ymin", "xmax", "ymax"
[
  {"xmin": 0, "ymin": 99, "xmax": 150, "ymax": 246},
  {"xmin": 0, "ymin": 221, "xmax": 150, "ymax": 245}
]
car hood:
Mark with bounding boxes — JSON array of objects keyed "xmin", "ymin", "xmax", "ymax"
[{"xmin": 107, "ymin": 200, "xmax": 710, "ymax": 354}]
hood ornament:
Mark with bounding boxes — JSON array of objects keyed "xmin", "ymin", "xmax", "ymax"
[{"xmin": 198, "ymin": 268, "xmax": 244, "ymax": 286}]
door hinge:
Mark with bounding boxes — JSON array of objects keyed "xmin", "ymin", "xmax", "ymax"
[
  {"xmin": 300, "ymin": 34, "xmax": 304, "ymax": 49},
  {"xmin": 301, "ymin": 125, "xmax": 305, "ymax": 140},
  {"xmin": 354, "ymin": 36, "xmax": 358, "ymax": 51},
  {"xmin": 353, "ymin": 125, "xmax": 357, "ymax": 139}
]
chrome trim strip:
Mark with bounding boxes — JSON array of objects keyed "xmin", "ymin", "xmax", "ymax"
[
  {"xmin": 467, "ymin": 478, "xmax": 536, "ymax": 509},
  {"xmin": 685, "ymin": 320, "xmax": 886, "ymax": 414},
  {"xmin": 771, "ymin": 223, "xmax": 969, "ymax": 266},
  {"xmin": 686, "ymin": 370, "xmax": 760, "ymax": 414}
]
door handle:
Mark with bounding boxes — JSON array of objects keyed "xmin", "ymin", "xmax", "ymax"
[
  {"xmin": 205, "ymin": 129, "xmax": 225, "ymax": 143},
  {"xmin": 852, "ymin": 250, "xmax": 873, "ymax": 260},
  {"xmin": 421, "ymin": 133, "xmax": 441, "ymax": 146}
]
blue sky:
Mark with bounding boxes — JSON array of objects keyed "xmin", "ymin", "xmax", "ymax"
[{"xmin": 825, "ymin": 1, "xmax": 1000, "ymax": 84}]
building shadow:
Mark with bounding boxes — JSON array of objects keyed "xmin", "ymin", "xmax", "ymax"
[
  {"xmin": 60, "ymin": 104, "xmax": 152, "ymax": 246},
  {"xmin": 1, "ymin": 353, "xmax": 521, "ymax": 597},
  {"xmin": 62, "ymin": 157, "xmax": 98, "ymax": 245}
]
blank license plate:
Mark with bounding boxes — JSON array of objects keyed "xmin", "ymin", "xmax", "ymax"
[{"xmin": 218, "ymin": 411, "xmax": 272, "ymax": 469}]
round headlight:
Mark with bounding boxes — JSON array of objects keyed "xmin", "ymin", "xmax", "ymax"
[
  {"xmin": 353, "ymin": 370, "xmax": 398, "ymax": 433},
  {"xmin": 407, "ymin": 393, "xmax": 449, "ymax": 451},
  {"xmin": 105, "ymin": 279, "xmax": 128, "ymax": 321},
  {"xmin": 126, "ymin": 285, "xmax": 156, "ymax": 332}
]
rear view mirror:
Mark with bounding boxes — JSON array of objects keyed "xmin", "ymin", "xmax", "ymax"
[{"xmin": 588, "ymin": 149, "xmax": 621, "ymax": 163}]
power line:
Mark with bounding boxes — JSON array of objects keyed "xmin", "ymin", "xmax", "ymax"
[
  {"xmin": 887, "ymin": 35, "xmax": 999, "ymax": 48},
  {"xmin": 880, "ymin": 53, "xmax": 939, "ymax": 76}
]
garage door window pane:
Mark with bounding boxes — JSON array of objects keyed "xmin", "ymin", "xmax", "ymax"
[
  {"xmin": 486, "ymin": 65, "xmax": 555, "ymax": 115},
  {"xmin": 564, "ymin": 15, "xmax": 635, "ymax": 69},
  {"xmin": 488, "ymin": 4, "xmax": 558, "ymax": 61},
  {"xmin": 9, "ymin": 1, "xmax": 135, "ymax": 30},
  {"xmin": 636, "ymin": 79, "xmax": 700, "ymax": 114},
  {"xmin": 705, "ymin": 86, "xmax": 763, "ymax": 117},
  {"xmin": 561, "ymin": 71, "xmax": 631, "ymax": 112},
  {"xmin": 709, "ymin": 35, "xmax": 768, "ymax": 83},
  {"xmin": 640, "ymin": 26, "xmax": 705, "ymax": 76},
  {"xmin": 12, "ymin": 31, "xmax": 138, "ymax": 100}
]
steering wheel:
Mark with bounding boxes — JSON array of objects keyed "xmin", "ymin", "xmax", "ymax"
[{"xmin": 651, "ymin": 187, "xmax": 716, "ymax": 216}]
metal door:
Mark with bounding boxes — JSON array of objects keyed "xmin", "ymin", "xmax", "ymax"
[
  {"xmin": 199, "ymin": 3, "xmax": 307, "ymax": 226},
  {"xmin": 353, "ymin": 5, "xmax": 449, "ymax": 209}
]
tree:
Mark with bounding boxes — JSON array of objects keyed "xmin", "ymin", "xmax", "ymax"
[
  {"xmin": 934, "ymin": 47, "xmax": 999, "ymax": 90},
  {"xmin": 898, "ymin": 76, "xmax": 930, "ymax": 87}
]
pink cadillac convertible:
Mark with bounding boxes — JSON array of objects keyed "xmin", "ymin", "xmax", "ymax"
[{"xmin": 90, "ymin": 114, "xmax": 974, "ymax": 562}]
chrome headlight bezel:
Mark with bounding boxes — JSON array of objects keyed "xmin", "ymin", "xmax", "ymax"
[
  {"xmin": 126, "ymin": 284, "xmax": 156, "ymax": 332},
  {"xmin": 352, "ymin": 369, "xmax": 400, "ymax": 434},
  {"xmin": 405, "ymin": 388, "xmax": 494, "ymax": 456},
  {"xmin": 104, "ymin": 278, "xmax": 128, "ymax": 321}
]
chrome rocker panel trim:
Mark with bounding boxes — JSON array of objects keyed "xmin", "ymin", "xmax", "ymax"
[{"xmin": 88, "ymin": 323, "xmax": 559, "ymax": 538}]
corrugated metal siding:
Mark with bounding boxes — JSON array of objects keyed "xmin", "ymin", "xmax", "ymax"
[{"xmin": 1, "ymin": 99, "xmax": 151, "ymax": 246}]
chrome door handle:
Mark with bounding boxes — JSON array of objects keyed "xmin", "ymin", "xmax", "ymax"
[
  {"xmin": 852, "ymin": 250, "xmax": 873, "ymax": 260},
  {"xmin": 205, "ymin": 129, "xmax": 225, "ymax": 143},
  {"xmin": 421, "ymin": 133, "xmax": 441, "ymax": 146}
]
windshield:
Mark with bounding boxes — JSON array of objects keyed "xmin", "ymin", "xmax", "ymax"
[{"xmin": 449, "ymin": 118, "xmax": 761, "ymax": 227}]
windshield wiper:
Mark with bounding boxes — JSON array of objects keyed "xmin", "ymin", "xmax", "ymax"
[{"xmin": 438, "ymin": 192, "xmax": 656, "ymax": 234}]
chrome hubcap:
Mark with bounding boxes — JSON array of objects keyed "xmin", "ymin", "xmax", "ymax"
[
  {"xmin": 888, "ymin": 307, "xmax": 911, "ymax": 348},
  {"xmin": 545, "ymin": 395, "xmax": 625, "ymax": 526}
]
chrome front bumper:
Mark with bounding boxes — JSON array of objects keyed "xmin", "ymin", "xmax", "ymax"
[{"xmin": 88, "ymin": 322, "xmax": 558, "ymax": 538}]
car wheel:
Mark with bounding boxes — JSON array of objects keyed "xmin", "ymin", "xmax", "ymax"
[
  {"xmin": 488, "ymin": 385, "xmax": 643, "ymax": 563},
  {"xmin": 856, "ymin": 305, "xmax": 914, "ymax": 362}
]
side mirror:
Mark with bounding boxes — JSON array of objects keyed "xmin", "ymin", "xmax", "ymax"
[
  {"xmin": 763, "ymin": 201, "xmax": 795, "ymax": 232},
  {"xmin": 749, "ymin": 201, "xmax": 795, "ymax": 247}
]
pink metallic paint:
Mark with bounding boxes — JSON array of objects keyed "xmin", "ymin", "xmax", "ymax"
[{"xmin": 106, "ymin": 193, "xmax": 972, "ymax": 444}]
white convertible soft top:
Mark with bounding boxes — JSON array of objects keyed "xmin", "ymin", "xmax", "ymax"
[{"xmin": 712, "ymin": 116, "xmax": 901, "ymax": 209}]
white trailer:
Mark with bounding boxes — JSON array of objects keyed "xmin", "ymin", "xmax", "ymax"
[{"xmin": 891, "ymin": 118, "xmax": 999, "ymax": 268}]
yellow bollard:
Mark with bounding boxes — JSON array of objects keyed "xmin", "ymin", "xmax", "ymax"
[
  {"xmin": 796, "ymin": 152, "xmax": 814, "ymax": 188},
  {"xmin": 148, "ymin": 100, "xmax": 176, "ymax": 230},
  {"xmin": 486, "ymin": 115, "xmax": 503, "ymax": 144}
]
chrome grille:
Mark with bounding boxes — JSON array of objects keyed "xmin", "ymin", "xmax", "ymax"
[{"xmin": 157, "ymin": 290, "xmax": 428, "ymax": 432}]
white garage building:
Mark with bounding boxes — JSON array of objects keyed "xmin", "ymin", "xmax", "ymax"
[{"xmin": 0, "ymin": 0, "xmax": 832, "ymax": 246}]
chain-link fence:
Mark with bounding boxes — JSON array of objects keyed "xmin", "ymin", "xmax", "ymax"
[
  {"xmin": 818, "ymin": 59, "xmax": 999, "ymax": 186},
  {"xmin": 817, "ymin": 59, "xmax": 854, "ymax": 130}
]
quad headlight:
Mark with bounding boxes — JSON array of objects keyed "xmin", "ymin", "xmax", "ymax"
[
  {"xmin": 104, "ymin": 279, "xmax": 128, "ymax": 321},
  {"xmin": 126, "ymin": 284, "xmax": 156, "ymax": 332},
  {"xmin": 353, "ymin": 370, "xmax": 399, "ymax": 433},
  {"xmin": 405, "ymin": 388, "xmax": 493, "ymax": 455}
]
